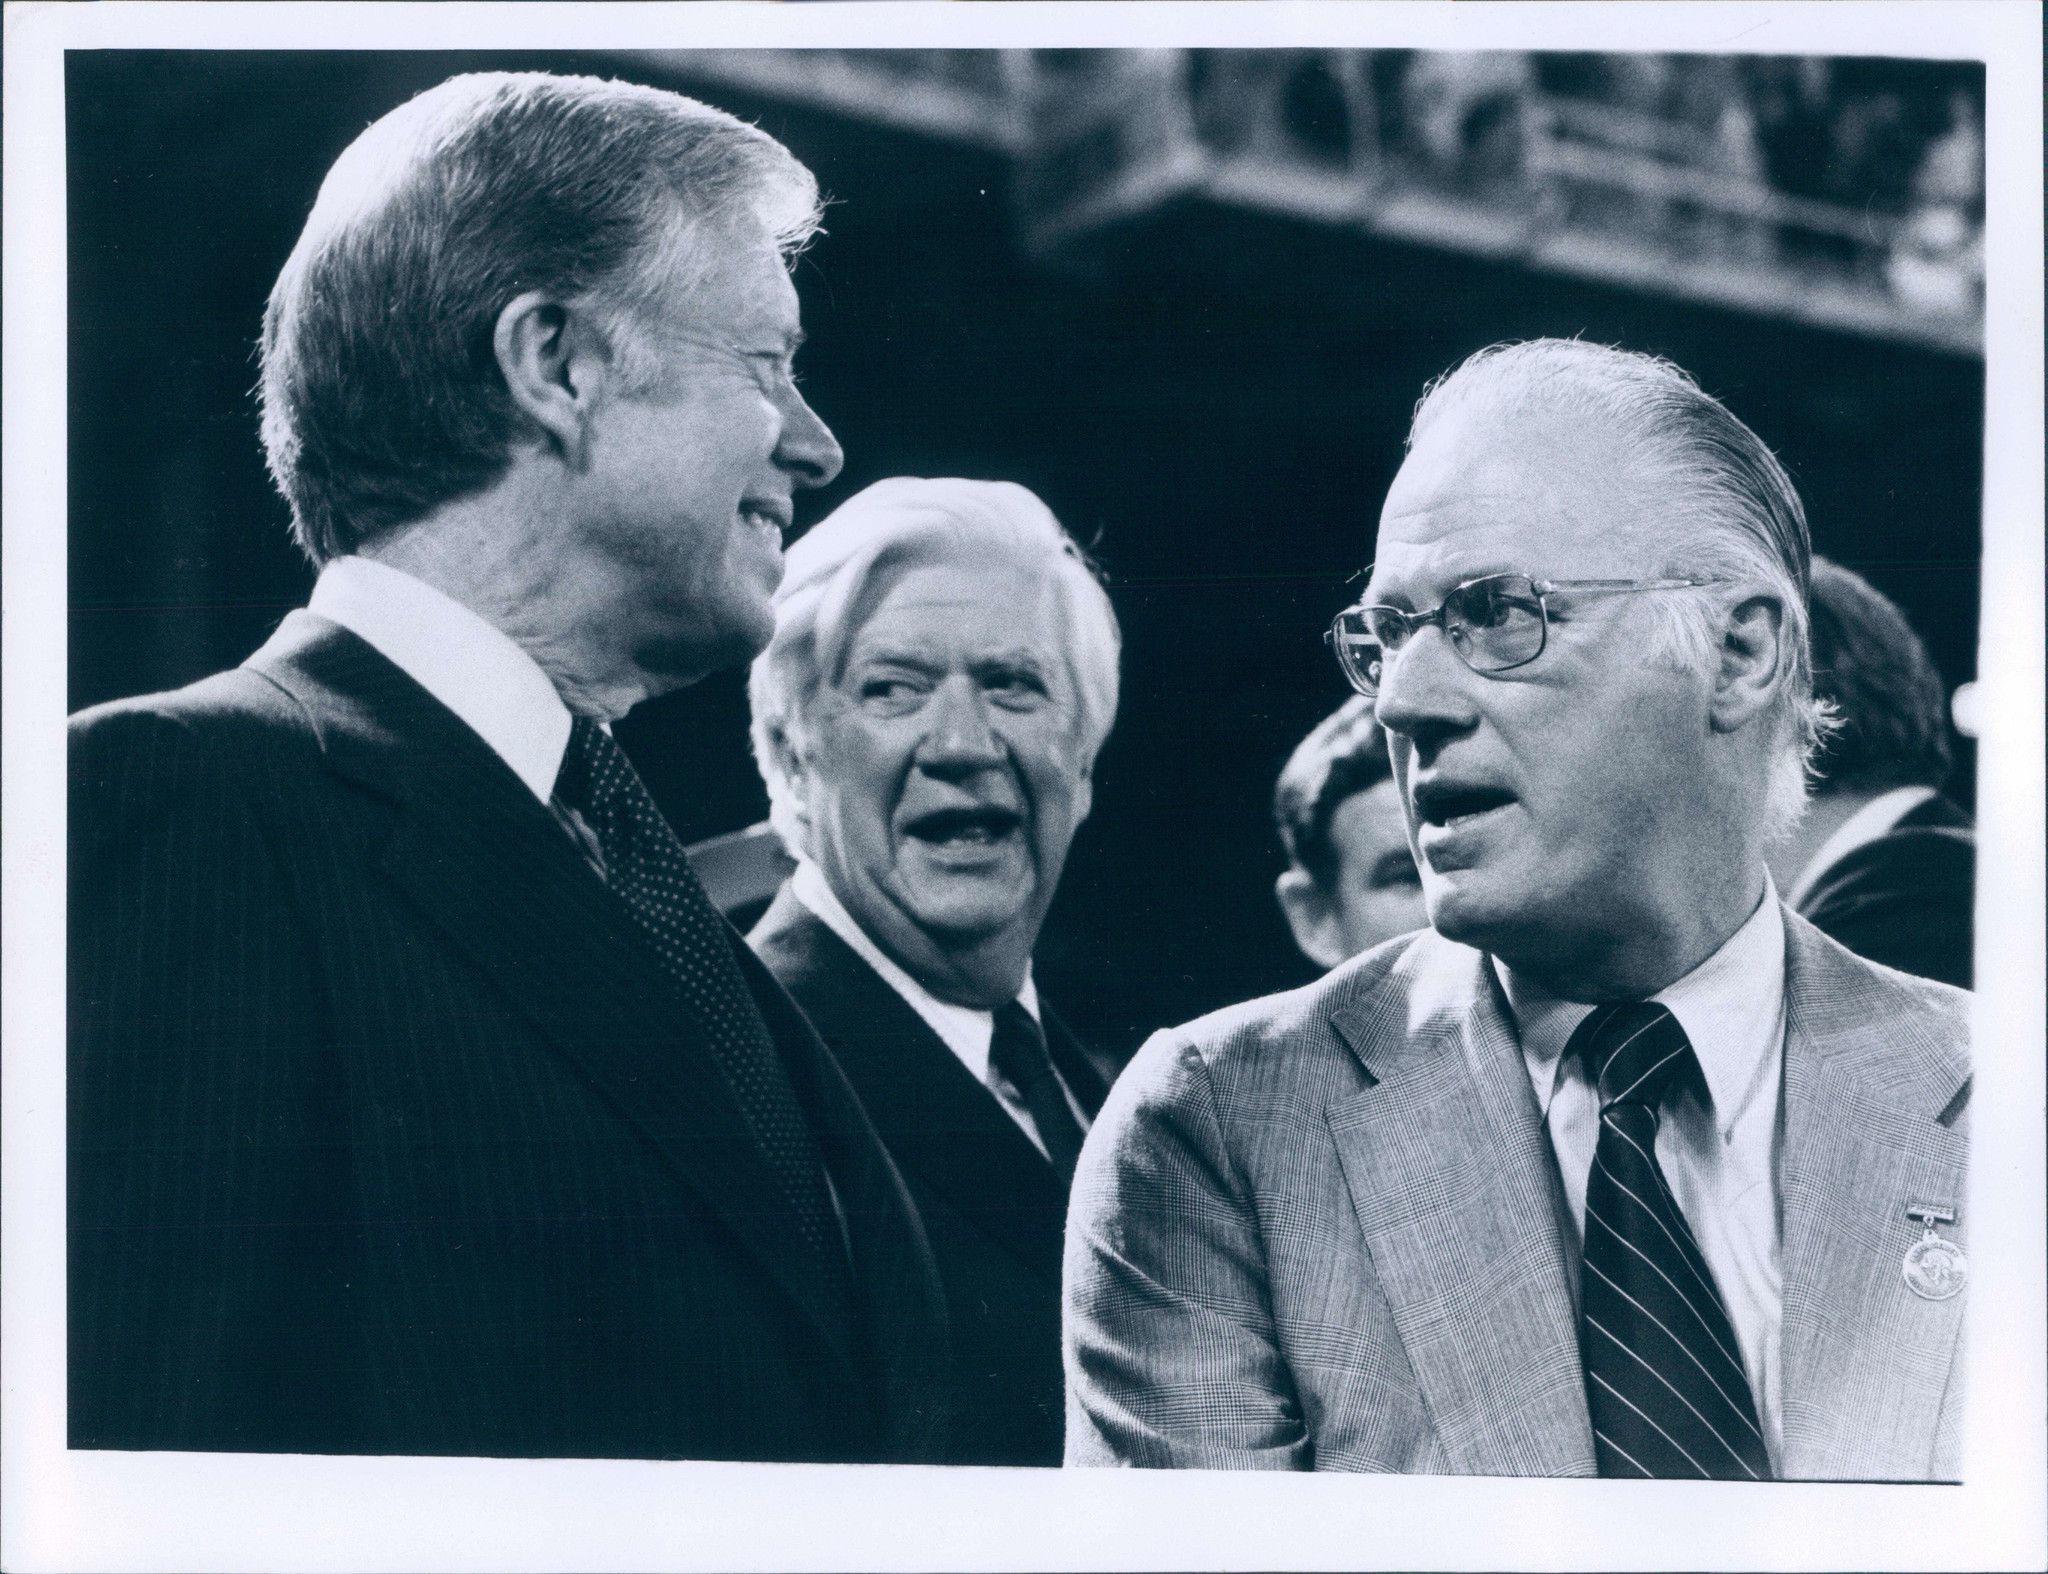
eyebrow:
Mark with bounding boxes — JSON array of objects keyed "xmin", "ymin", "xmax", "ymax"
[{"xmin": 1363, "ymin": 562, "xmax": 1521, "ymax": 609}]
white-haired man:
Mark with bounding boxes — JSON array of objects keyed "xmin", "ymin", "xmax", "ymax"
[
  {"xmin": 1066, "ymin": 341, "xmax": 1970, "ymax": 1481},
  {"xmin": 69, "ymin": 72, "xmax": 953, "ymax": 1463},
  {"xmin": 749, "ymin": 477, "xmax": 1120, "ymax": 1466}
]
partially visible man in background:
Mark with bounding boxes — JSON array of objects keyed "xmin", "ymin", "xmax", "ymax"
[
  {"xmin": 1273, "ymin": 695, "xmax": 1427, "ymax": 969},
  {"xmin": 1769, "ymin": 556, "xmax": 1974, "ymax": 987},
  {"xmin": 69, "ymin": 71, "xmax": 952, "ymax": 1462},
  {"xmin": 749, "ymin": 477, "xmax": 1118, "ymax": 1466}
]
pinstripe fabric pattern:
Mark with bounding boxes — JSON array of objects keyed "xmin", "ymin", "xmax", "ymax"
[
  {"xmin": 1065, "ymin": 915, "xmax": 1970, "ymax": 1479},
  {"xmin": 70, "ymin": 614, "xmax": 950, "ymax": 1461},
  {"xmin": 1572, "ymin": 1003, "xmax": 1772, "ymax": 1480}
]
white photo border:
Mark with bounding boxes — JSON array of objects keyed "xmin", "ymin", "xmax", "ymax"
[{"xmin": 5, "ymin": 4, "xmax": 2041, "ymax": 1570}]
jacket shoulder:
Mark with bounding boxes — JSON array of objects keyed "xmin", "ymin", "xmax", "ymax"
[
  {"xmin": 1784, "ymin": 908, "xmax": 1972, "ymax": 1105},
  {"xmin": 1112, "ymin": 928, "xmax": 1455, "ymax": 1116},
  {"xmin": 70, "ymin": 669, "xmax": 325, "ymax": 835},
  {"xmin": 71, "ymin": 668, "xmax": 312, "ymax": 761}
]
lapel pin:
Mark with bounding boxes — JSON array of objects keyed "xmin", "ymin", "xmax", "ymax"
[{"xmin": 1902, "ymin": 1203, "xmax": 1966, "ymax": 1302}]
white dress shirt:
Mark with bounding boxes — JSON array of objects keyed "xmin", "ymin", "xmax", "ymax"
[
  {"xmin": 1783, "ymin": 783, "xmax": 1940, "ymax": 909},
  {"xmin": 789, "ymin": 858, "xmax": 1088, "ymax": 1158},
  {"xmin": 1498, "ymin": 886, "xmax": 1788, "ymax": 1471},
  {"xmin": 307, "ymin": 554, "xmax": 573, "ymax": 801}
]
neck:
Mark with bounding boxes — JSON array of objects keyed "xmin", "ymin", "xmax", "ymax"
[
  {"xmin": 362, "ymin": 485, "xmax": 656, "ymax": 722},
  {"xmin": 1500, "ymin": 867, "xmax": 1768, "ymax": 1002},
  {"xmin": 885, "ymin": 928, "xmax": 1034, "ymax": 1012},
  {"xmin": 1763, "ymin": 788, "xmax": 1880, "ymax": 893}
]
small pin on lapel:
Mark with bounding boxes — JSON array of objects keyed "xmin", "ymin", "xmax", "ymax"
[{"xmin": 1903, "ymin": 1203, "xmax": 1966, "ymax": 1301}]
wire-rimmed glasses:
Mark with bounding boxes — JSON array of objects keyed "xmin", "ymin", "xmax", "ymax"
[{"xmin": 1328, "ymin": 572, "xmax": 1722, "ymax": 698}]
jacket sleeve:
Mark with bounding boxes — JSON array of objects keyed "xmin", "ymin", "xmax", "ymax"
[
  {"xmin": 1062, "ymin": 1030, "xmax": 1309, "ymax": 1468},
  {"xmin": 68, "ymin": 704, "xmax": 348, "ymax": 1451}
]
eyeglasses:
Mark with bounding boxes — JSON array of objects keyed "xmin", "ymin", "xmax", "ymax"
[{"xmin": 1327, "ymin": 572, "xmax": 1722, "ymax": 698}]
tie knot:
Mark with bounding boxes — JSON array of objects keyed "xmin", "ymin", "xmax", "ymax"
[
  {"xmin": 1568, "ymin": 1000, "xmax": 1693, "ymax": 1110},
  {"xmin": 555, "ymin": 715, "xmax": 616, "ymax": 815},
  {"xmin": 989, "ymin": 1000, "xmax": 1050, "ymax": 1078}
]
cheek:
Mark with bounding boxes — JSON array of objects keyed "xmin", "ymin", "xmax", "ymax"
[
  {"xmin": 809, "ymin": 724, "xmax": 907, "ymax": 828},
  {"xmin": 1017, "ymin": 737, "xmax": 1088, "ymax": 826}
]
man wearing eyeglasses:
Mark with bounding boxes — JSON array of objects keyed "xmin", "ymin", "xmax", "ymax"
[{"xmin": 1064, "ymin": 339, "xmax": 1970, "ymax": 1481}]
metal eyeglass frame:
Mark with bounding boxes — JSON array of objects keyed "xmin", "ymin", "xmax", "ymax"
[{"xmin": 1327, "ymin": 572, "xmax": 1723, "ymax": 697}]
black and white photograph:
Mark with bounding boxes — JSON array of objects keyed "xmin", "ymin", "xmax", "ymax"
[{"xmin": 4, "ymin": 2, "xmax": 2042, "ymax": 1570}]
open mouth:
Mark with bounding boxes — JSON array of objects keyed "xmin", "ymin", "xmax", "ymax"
[
  {"xmin": 1412, "ymin": 782, "xmax": 1517, "ymax": 830},
  {"xmin": 739, "ymin": 500, "xmax": 790, "ymax": 535},
  {"xmin": 903, "ymin": 805, "xmax": 1024, "ymax": 848}
]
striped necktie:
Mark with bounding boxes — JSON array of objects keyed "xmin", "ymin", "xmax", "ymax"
[
  {"xmin": 554, "ymin": 717, "xmax": 850, "ymax": 1286},
  {"xmin": 1572, "ymin": 1001, "xmax": 1772, "ymax": 1481}
]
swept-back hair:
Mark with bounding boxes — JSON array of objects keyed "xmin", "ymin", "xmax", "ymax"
[
  {"xmin": 1410, "ymin": 338, "xmax": 1828, "ymax": 840},
  {"xmin": 260, "ymin": 71, "xmax": 821, "ymax": 564}
]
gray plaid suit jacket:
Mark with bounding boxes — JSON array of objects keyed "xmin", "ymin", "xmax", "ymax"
[{"xmin": 1064, "ymin": 911, "xmax": 1970, "ymax": 1479}]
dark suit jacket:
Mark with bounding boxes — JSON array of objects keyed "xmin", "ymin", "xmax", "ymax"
[
  {"xmin": 1797, "ymin": 793, "xmax": 1974, "ymax": 989},
  {"xmin": 69, "ymin": 613, "xmax": 949, "ymax": 1462},
  {"xmin": 749, "ymin": 887, "xmax": 1108, "ymax": 1467}
]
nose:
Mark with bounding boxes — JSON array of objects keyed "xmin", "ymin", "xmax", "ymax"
[
  {"xmin": 777, "ymin": 384, "xmax": 844, "ymax": 490},
  {"xmin": 1372, "ymin": 622, "xmax": 1479, "ymax": 753},
  {"xmin": 916, "ymin": 679, "xmax": 1005, "ymax": 775}
]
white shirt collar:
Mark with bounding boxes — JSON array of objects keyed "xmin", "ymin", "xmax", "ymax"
[
  {"xmin": 307, "ymin": 555, "xmax": 573, "ymax": 803},
  {"xmin": 1501, "ymin": 879, "xmax": 1788, "ymax": 1142},
  {"xmin": 788, "ymin": 857, "xmax": 1038, "ymax": 1081},
  {"xmin": 1784, "ymin": 784, "xmax": 1940, "ymax": 908}
]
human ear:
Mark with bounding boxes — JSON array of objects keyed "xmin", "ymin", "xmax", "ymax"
[
  {"xmin": 1709, "ymin": 590, "xmax": 1790, "ymax": 735},
  {"xmin": 767, "ymin": 721, "xmax": 816, "ymax": 850},
  {"xmin": 1071, "ymin": 762, "xmax": 1094, "ymax": 828},
  {"xmin": 492, "ymin": 291, "xmax": 613, "ymax": 469},
  {"xmin": 1276, "ymin": 869, "xmax": 1347, "ymax": 971}
]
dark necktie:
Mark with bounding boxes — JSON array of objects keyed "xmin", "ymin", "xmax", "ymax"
[
  {"xmin": 554, "ymin": 717, "xmax": 849, "ymax": 1282},
  {"xmin": 1571, "ymin": 1001, "xmax": 1772, "ymax": 1481},
  {"xmin": 988, "ymin": 1001, "xmax": 1086, "ymax": 1183}
]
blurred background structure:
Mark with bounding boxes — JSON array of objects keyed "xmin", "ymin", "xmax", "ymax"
[{"xmin": 68, "ymin": 48, "xmax": 1985, "ymax": 1063}]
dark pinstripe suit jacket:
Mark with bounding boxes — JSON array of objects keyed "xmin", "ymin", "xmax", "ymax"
[
  {"xmin": 69, "ymin": 613, "xmax": 950, "ymax": 1461},
  {"xmin": 1067, "ymin": 914, "xmax": 1969, "ymax": 1479},
  {"xmin": 750, "ymin": 888, "xmax": 1108, "ymax": 1466}
]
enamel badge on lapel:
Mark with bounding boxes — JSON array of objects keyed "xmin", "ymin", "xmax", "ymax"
[{"xmin": 1902, "ymin": 1203, "xmax": 1966, "ymax": 1301}]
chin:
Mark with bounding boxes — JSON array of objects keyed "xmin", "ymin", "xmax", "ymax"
[
  {"xmin": 905, "ymin": 897, "xmax": 1030, "ymax": 947},
  {"xmin": 1420, "ymin": 871, "xmax": 1528, "ymax": 952}
]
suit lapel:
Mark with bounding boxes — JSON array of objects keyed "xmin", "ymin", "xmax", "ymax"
[
  {"xmin": 1041, "ymin": 1004, "xmax": 1111, "ymax": 1118},
  {"xmin": 248, "ymin": 617, "xmax": 860, "ymax": 1367},
  {"xmin": 751, "ymin": 892, "xmax": 1071, "ymax": 1279},
  {"xmin": 1326, "ymin": 939, "xmax": 1594, "ymax": 1476},
  {"xmin": 730, "ymin": 935, "xmax": 952, "ymax": 1462},
  {"xmin": 1778, "ymin": 914, "xmax": 1970, "ymax": 1480}
]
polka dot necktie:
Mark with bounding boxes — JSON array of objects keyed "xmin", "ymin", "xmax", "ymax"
[
  {"xmin": 1571, "ymin": 1001, "xmax": 1772, "ymax": 1480},
  {"xmin": 554, "ymin": 716, "xmax": 849, "ymax": 1282}
]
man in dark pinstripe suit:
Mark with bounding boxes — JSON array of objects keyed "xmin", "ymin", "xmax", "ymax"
[{"xmin": 69, "ymin": 72, "xmax": 949, "ymax": 1462}]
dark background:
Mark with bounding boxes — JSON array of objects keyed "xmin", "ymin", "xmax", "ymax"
[{"xmin": 68, "ymin": 50, "xmax": 1984, "ymax": 1062}]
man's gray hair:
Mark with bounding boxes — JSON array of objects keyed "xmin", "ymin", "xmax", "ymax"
[
  {"xmin": 260, "ymin": 71, "xmax": 822, "ymax": 565},
  {"xmin": 1408, "ymin": 338, "xmax": 1829, "ymax": 841},
  {"xmin": 750, "ymin": 477, "xmax": 1122, "ymax": 853}
]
